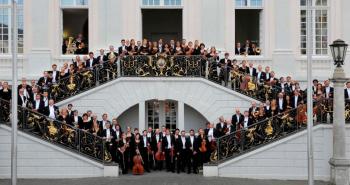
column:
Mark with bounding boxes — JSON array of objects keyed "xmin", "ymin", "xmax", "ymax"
[
  {"xmin": 224, "ymin": 0, "xmax": 235, "ymax": 55},
  {"xmin": 24, "ymin": 0, "xmax": 55, "ymax": 79},
  {"xmin": 138, "ymin": 101, "xmax": 146, "ymax": 132},
  {"xmin": 329, "ymin": 66, "xmax": 350, "ymax": 185},
  {"xmin": 177, "ymin": 101, "xmax": 184, "ymax": 131}
]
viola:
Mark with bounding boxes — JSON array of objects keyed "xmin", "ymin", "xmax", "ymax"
[
  {"xmin": 155, "ymin": 140, "xmax": 165, "ymax": 161},
  {"xmin": 132, "ymin": 151, "xmax": 144, "ymax": 175}
]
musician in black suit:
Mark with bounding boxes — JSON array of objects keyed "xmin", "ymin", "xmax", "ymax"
[
  {"xmin": 264, "ymin": 100, "xmax": 273, "ymax": 118},
  {"xmin": 291, "ymin": 90, "xmax": 303, "ymax": 109},
  {"xmin": 118, "ymin": 39, "xmax": 128, "ymax": 56},
  {"xmin": 215, "ymin": 116, "xmax": 227, "ymax": 138},
  {"xmin": 85, "ymin": 52, "xmax": 98, "ymax": 69},
  {"xmin": 243, "ymin": 40, "xmax": 253, "ymax": 55},
  {"xmin": 43, "ymin": 99, "xmax": 59, "ymax": 119},
  {"xmin": 37, "ymin": 71, "xmax": 52, "ymax": 88},
  {"xmin": 48, "ymin": 64, "xmax": 60, "ymax": 84},
  {"xmin": 235, "ymin": 42, "xmax": 245, "ymax": 55},
  {"xmin": 32, "ymin": 93, "xmax": 45, "ymax": 113},
  {"xmin": 246, "ymin": 62, "xmax": 257, "ymax": 77},
  {"xmin": 322, "ymin": 80, "xmax": 334, "ymax": 123},
  {"xmin": 18, "ymin": 78, "xmax": 33, "ymax": 101},
  {"xmin": 175, "ymin": 130, "xmax": 187, "ymax": 173},
  {"xmin": 231, "ymin": 109, "xmax": 244, "ymax": 130},
  {"xmin": 255, "ymin": 65, "xmax": 266, "ymax": 84},
  {"xmin": 102, "ymin": 122, "xmax": 117, "ymax": 163},
  {"xmin": 276, "ymin": 93, "xmax": 287, "ymax": 113},
  {"xmin": 96, "ymin": 49, "xmax": 108, "ymax": 64},
  {"xmin": 187, "ymin": 129, "xmax": 198, "ymax": 174},
  {"xmin": 70, "ymin": 110, "xmax": 82, "ymax": 127},
  {"xmin": 141, "ymin": 130, "xmax": 151, "ymax": 172},
  {"xmin": 162, "ymin": 129, "xmax": 175, "ymax": 172},
  {"xmin": 264, "ymin": 66, "xmax": 271, "ymax": 82},
  {"xmin": 218, "ymin": 53, "xmax": 233, "ymax": 86},
  {"xmin": 345, "ymin": 81, "xmax": 350, "ymax": 100},
  {"xmin": 151, "ymin": 128, "xmax": 163, "ymax": 171},
  {"xmin": 18, "ymin": 88, "xmax": 28, "ymax": 108}
]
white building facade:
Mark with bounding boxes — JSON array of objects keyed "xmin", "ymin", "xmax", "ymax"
[{"xmin": 0, "ymin": 0, "xmax": 349, "ymax": 81}]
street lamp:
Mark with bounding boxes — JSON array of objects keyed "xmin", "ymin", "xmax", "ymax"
[
  {"xmin": 328, "ymin": 39, "xmax": 350, "ymax": 185},
  {"xmin": 329, "ymin": 39, "xmax": 348, "ymax": 67}
]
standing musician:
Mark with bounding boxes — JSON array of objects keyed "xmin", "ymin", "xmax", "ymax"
[
  {"xmin": 102, "ymin": 122, "xmax": 116, "ymax": 163},
  {"xmin": 215, "ymin": 116, "xmax": 227, "ymax": 138},
  {"xmin": 141, "ymin": 130, "xmax": 151, "ymax": 172},
  {"xmin": 187, "ymin": 129, "xmax": 198, "ymax": 174},
  {"xmin": 152, "ymin": 129, "xmax": 164, "ymax": 171},
  {"xmin": 218, "ymin": 53, "xmax": 232, "ymax": 87},
  {"xmin": 118, "ymin": 133, "xmax": 130, "ymax": 174},
  {"xmin": 162, "ymin": 129, "xmax": 175, "ymax": 172},
  {"xmin": 197, "ymin": 128, "xmax": 209, "ymax": 166},
  {"xmin": 176, "ymin": 130, "xmax": 188, "ymax": 173}
]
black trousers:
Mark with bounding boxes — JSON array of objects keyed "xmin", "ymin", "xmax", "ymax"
[
  {"xmin": 140, "ymin": 148, "xmax": 150, "ymax": 171},
  {"xmin": 177, "ymin": 149, "xmax": 187, "ymax": 173},
  {"xmin": 118, "ymin": 151, "xmax": 129, "ymax": 174},
  {"xmin": 165, "ymin": 149, "xmax": 175, "ymax": 172},
  {"xmin": 188, "ymin": 150, "xmax": 198, "ymax": 173}
]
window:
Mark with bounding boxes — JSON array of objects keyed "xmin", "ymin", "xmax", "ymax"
[
  {"xmin": 300, "ymin": 0, "xmax": 328, "ymax": 55},
  {"xmin": 141, "ymin": 0, "xmax": 182, "ymax": 6},
  {"xmin": 235, "ymin": 0, "xmax": 263, "ymax": 8},
  {"xmin": 0, "ymin": 0, "xmax": 24, "ymax": 54},
  {"xmin": 61, "ymin": 0, "xmax": 88, "ymax": 6},
  {"xmin": 147, "ymin": 100, "xmax": 177, "ymax": 131}
]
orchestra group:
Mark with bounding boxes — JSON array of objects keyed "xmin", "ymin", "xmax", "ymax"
[{"xmin": 1, "ymin": 38, "xmax": 350, "ymax": 175}]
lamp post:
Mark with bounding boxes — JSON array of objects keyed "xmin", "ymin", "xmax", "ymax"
[
  {"xmin": 11, "ymin": 1, "xmax": 18, "ymax": 185},
  {"xmin": 329, "ymin": 39, "xmax": 350, "ymax": 185}
]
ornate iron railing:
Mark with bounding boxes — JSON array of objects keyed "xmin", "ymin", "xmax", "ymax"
[
  {"xmin": 120, "ymin": 55, "xmax": 206, "ymax": 77},
  {"xmin": 211, "ymin": 107, "xmax": 307, "ymax": 163},
  {"xmin": 0, "ymin": 98, "xmax": 112, "ymax": 163}
]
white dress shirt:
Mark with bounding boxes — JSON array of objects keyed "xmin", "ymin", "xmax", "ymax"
[
  {"xmin": 49, "ymin": 106, "xmax": 55, "ymax": 119},
  {"xmin": 143, "ymin": 137, "xmax": 147, "ymax": 147},
  {"xmin": 190, "ymin": 136, "xmax": 194, "ymax": 148},
  {"xmin": 181, "ymin": 137, "xmax": 186, "ymax": 149},
  {"xmin": 347, "ymin": 88, "xmax": 350, "ymax": 98},
  {"xmin": 244, "ymin": 117, "xmax": 249, "ymax": 128},
  {"xmin": 278, "ymin": 98, "xmax": 284, "ymax": 110},
  {"xmin": 166, "ymin": 135, "xmax": 171, "ymax": 149}
]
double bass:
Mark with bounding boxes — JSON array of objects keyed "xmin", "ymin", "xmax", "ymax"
[
  {"xmin": 155, "ymin": 140, "xmax": 165, "ymax": 161},
  {"xmin": 132, "ymin": 149, "xmax": 144, "ymax": 175}
]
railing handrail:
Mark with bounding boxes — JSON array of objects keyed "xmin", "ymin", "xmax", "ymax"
[
  {"xmin": 0, "ymin": 98, "xmax": 108, "ymax": 163},
  {"xmin": 216, "ymin": 107, "xmax": 299, "ymax": 141}
]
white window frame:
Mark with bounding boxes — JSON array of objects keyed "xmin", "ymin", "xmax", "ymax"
[
  {"xmin": 0, "ymin": 1, "xmax": 23, "ymax": 55},
  {"xmin": 300, "ymin": 0, "xmax": 329, "ymax": 56},
  {"xmin": 235, "ymin": 0, "xmax": 263, "ymax": 9},
  {"xmin": 60, "ymin": 0, "xmax": 89, "ymax": 8},
  {"xmin": 140, "ymin": 0, "xmax": 183, "ymax": 8}
]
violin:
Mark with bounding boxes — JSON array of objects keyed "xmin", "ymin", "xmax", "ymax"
[
  {"xmin": 155, "ymin": 140, "xmax": 165, "ymax": 161},
  {"xmin": 132, "ymin": 149, "xmax": 144, "ymax": 175}
]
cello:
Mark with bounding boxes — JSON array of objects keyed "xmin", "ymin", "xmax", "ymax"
[{"xmin": 132, "ymin": 148, "xmax": 144, "ymax": 175}]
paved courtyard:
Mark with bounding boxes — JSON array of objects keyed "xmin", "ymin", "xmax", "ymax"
[{"xmin": 0, "ymin": 172, "xmax": 329, "ymax": 185}]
